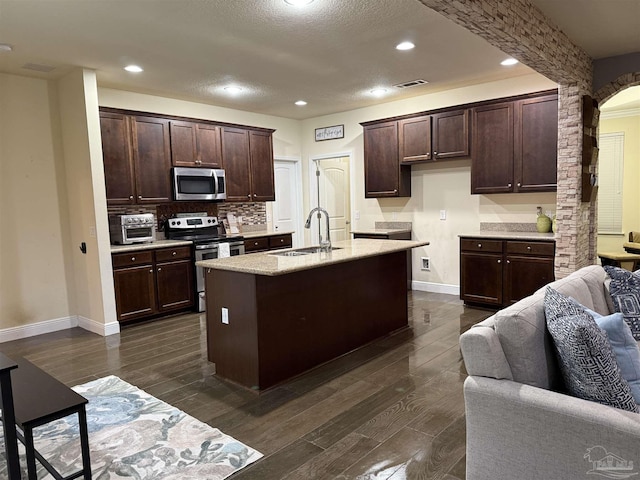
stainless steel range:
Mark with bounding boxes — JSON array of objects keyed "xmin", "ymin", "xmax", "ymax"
[{"xmin": 165, "ymin": 215, "xmax": 244, "ymax": 312}]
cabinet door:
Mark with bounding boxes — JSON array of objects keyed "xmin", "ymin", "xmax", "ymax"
[
  {"xmin": 196, "ymin": 124, "xmax": 223, "ymax": 168},
  {"xmin": 113, "ymin": 265, "xmax": 157, "ymax": 323},
  {"xmin": 169, "ymin": 120, "xmax": 197, "ymax": 167},
  {"xmin": 398, "ymin": 115, "xmax": 431, "ymax": 163},
  {"xmin": 504, "ymin": 255, "xmax": 554, "ymax": 305},
  {"xmin": 156, "ymin": 259, "xmax": 194, "ymax": 312},
  {"xmin": 100, "ymin": 112, "xmax": 136, "ymax": 205},
  {"xmin": 432, "ymin": 109, "xmax": 469, "ymax": 160},
  {"xmin": 363, "ymin": 122, "xmax": 410, "ymax": 197},
  {"xmin": 222, "ymin": 127, "xmax": 252, "ymax": 201},
  {"xmin": 471, "ymin": 102, "xmax": 514, "ymax": 194},
  {"xmin": 131, "ymin": 116, "xmax": 172, "ymax": 203},
  {"xmin": 514, "ymin": 94, "xmax": 558, "ymax": 192},
  {"xmin": 249, "ymin": 130, "xmax": 275, "ymax": 202},
  {"xmin": 460, "ymin": 252, "xmax": 503, "ymax": 306}
]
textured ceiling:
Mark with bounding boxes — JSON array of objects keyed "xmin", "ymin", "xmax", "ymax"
[{"xmin": 0, "ymin": 0, "xmax": 638, "ymax": 119}]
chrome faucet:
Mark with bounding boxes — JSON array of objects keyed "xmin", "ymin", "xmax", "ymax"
[{"xmin": 304, "ymin": 207, "xmax": 332, "ymax": 252}]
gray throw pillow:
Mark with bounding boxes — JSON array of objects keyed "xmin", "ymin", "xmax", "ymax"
[
  {"xmin": 603, "ymin": 266, "xmax": 640, "ymax": 340},
  {"xmin": 544, "ymin": 287, "xmax": 638, "ymax": 412}
]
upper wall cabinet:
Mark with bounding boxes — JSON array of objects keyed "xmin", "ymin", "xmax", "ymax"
[
  {"xmin": 471, "ymin": 92, "xmax": 558, "ymax": 194},
  {"xmin": 169, "ymin": 121, "xmax": 223, "ymax": 168},
  {"xmin": 222, "ymin": 127, "xmax": 275, "ymax": 202},
  {"xmin": 100, "ymin": 111, "xmax": 172, "ymax": 205},
  {"xmin": 362, "ymin": 121, "xmax": 411, "ymax": 198},
  {"xmin": 399, "ymin": 109, "xmax": 469, "ymax": 164}
]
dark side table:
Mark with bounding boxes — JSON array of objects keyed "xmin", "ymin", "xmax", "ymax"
[
  {"xmin": 11, "ymin": 357, "xmax": 91, "ymax": 480},
  {"xmin": 0, "ymin": 353, "xmax": 21, "ymax": 479}
]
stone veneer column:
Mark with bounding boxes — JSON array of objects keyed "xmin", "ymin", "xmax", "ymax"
[{"xmin": 417, "ymin": 0, "xmax": 594, "ymax": 277}]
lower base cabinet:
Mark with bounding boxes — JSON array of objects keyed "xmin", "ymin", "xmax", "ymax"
[
  {"xmin": 244, "ymin": 233, "xmax": 292, "ymax": 253},
  {"xmin": 112, "ymin": 246, "xmax": 194, "ymax": 324},
  {"xmin": 460, "ymin": 237, "xmax": 554, "ymax": 308}
]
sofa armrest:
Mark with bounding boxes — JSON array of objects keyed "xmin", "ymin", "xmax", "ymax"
[{"xmin": 464, "ymin": 376, "xmax": 640, "ymax": 480}]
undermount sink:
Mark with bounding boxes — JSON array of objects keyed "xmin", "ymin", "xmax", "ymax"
[{"xmin": 270, "ymin": 246, "xmax": 342, "ymax": 257}]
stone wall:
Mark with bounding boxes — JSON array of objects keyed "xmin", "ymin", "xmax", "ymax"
[{"xmin": 417, "ymin": 0, "xmax": 594, "ymax": 277}]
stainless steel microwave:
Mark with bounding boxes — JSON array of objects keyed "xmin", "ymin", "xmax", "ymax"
[{"xmin": 172, "ymin": 167, "xmax": 226, "ymax": 201}]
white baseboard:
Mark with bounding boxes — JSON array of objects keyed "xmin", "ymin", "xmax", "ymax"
[
  {"xmin": 0, "ymin": 315, "xmax": 120, "ymax": 343},
  {"xmin": 411, "ymin": 280, "xmax": 460, "ymax": 296}
]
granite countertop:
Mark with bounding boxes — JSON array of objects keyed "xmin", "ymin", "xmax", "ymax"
[
  {"xmin": 459, "ymin": 231, "xmax": 556, "ymax": 241},
  {"xmin": 350, "ymin": 228, "xmax": 412, "ymax": 235},
  {"xmin": 241, "ymin": 230, "xmax": 295, "ymax": 239},
  {"xmin": 110, "ymin": 239, "xmax": 193, "ymax": 253},
  {"xmin": 197, "ymin": 238, "xmax": 429, "ymax": 276}
]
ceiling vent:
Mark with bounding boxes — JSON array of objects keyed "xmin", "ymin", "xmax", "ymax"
[
  {"xmin": 393, "ymin": 79, "xmax": 429, "ymax": 89},
  {"xmin": 22, "ymin": 63, "xmax": 56, "ymax": 73}
]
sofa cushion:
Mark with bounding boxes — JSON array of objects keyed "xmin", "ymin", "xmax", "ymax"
[
  {"xmin": 544, "ymin": 287, "xmax": 638, "ymax": 412},
  {"xmin": 603, "ymin": 266, "xmax": 640, "ymax": 340},
  {"xmin": 587, "ymin": 309, "xmax": 640, "ymax": 404}
]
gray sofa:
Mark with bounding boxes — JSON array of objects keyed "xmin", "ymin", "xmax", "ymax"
[{"xmin": 460, "ymin": 265, "xmax": 640, "ymax": 480}]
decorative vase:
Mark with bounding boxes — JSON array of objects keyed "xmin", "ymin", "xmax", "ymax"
[
  {"xmin": 551, "ymin": 214, "xmax": 557, "ymax": 233},
  {"xmin": 536, "ymin": 207, "xmax": 552, "ymax": 233}
]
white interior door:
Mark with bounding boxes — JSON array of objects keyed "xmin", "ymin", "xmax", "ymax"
[
  {"xmin": 310, "ymin": 156, "xmax": 351, "ymax": 243},
  {"xmin": 271, "ymin": 159, "xmax": 303, "ymax": 247}
]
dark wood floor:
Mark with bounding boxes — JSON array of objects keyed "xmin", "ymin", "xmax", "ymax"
[{"xmin": 1, "ymin": 291, "xmax": 492, "ymax": 480}]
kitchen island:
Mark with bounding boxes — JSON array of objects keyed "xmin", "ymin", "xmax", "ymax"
[{"xmin": 197, "ymin": 238, "xmax": 428, "ymax": 391}]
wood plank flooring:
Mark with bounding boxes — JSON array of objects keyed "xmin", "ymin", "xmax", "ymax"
[{"xmin": 1, "ymin": 291, "xmax": 492, "ymax": 479}]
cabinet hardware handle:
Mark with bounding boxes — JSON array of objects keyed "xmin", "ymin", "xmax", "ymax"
[
  {"xmin": 393, "ymin": 189, "xmax": 398, "ymax": 194},
  {"xmin": 138, "ymin": 195, "xmax": 142, "ymax": 199},
  {"xmin": 247, "ymin": 194, "xmax": 251, "ymax": 198},
  {"xmin": 497, "ymin": 259, "xmax": 501, "ymax": 263},
  {"xmin": 131, "ymin": 257, "xmax": 136, "ymax": 261},
  {"xmin": 507, "ymin": 183, "xmax": 512, "ymax": 188},
  {"xmin": 506, "ymin": 260, "xmax": 510, "ymax": 264},
  {"xmin": 157, "ymin": 267, "xmax": 162, "ymax": 271},
  {"xmin": 172, "ymin": 251, "xmax": 177, "ymax": 255},
  {"xmin": 129, "ymin": 195, "xmax": 134, "ymax": 200},
  {"xmin": 434, "ymin": 151, "xmax": 438, "ymax": 156},
  {"xmin": 527, "ymin": 246, "xmax": 532, "ymax": 250},
  {"xmin": 517, "ymin": 183, "xmax": 521, "ymax": 187},
  {"xmin": 149, "ymin": 269, "xmax": 153, "ymax": 273},
  {"xmin": 253, "ymin": 194, "xmax": 257, "ymax": 197},
  {"xmin": 477, "ymin": 243, "xmax": 482, "ymax": 248}
]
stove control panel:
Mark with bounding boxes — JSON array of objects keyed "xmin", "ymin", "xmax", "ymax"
[{"xmin": 167, "ymin": 216, "xmax": 218, "ymax": 230}]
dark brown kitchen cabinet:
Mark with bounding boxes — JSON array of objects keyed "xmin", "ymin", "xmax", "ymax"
[
  {"xmin": 100, "ymin": 111, "xmax": 172, "ymax": 205},
  {"xmin": 169, "ymin": 121, "xmax": 223, "ymax": 168},
  {"xmin": 460, "ymin": 237, "xmax": 555, "ymax": 308},
  {"xmin": 222, "ymin": 127, "xmax": 275, "ymax": 202},
  {"xmin": 363, "ymin": 121, "xmax": 411, "ymax": 198},
  {"xmin": 244, "ymin": 233, "xmax": 292, "ymax": 253},
  {"xmin": 471, "ymin": 93, "xmax": 558, "ymax": 194},
  {"xmin": 399, "ymin": 110, "xmax": 469, "ymax": 164},
  {"xmin": 112, "ymin": 246, "xmax": 194, "ymax": 324}
]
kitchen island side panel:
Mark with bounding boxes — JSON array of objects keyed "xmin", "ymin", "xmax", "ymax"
[
  {"xmin": 206, "ymin": 250, "xmax": 408, "ymax": 390},
  {"xmin": 205, "ymin": 268, "xmax": 260, "ymax": 389}
]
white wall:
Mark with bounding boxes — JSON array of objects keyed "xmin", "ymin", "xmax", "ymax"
[
  {"xmin": 0, "ymin": 73, "xmax": 73, "ymax": 330},
  {"xmin": 301, "ymin": 73, "xmax": 558, "ymax": 289}
]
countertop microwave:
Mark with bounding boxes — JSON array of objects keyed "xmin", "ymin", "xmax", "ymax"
[{"xmin": 172, "ymin": 167, "xmax": 226, "ymax": 201}]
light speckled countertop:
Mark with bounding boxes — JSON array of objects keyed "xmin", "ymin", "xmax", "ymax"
[
  {"xmin": 350, "ymin": 228, "xmax": 412, "ymax": 235},
  {"xmin": 110, "ymin": 239, "xmax": 193, "ymax": 253},
  {"xmin": 459, "ymin": 232, "xmax": 556, "ymax": 241},
  {"xmin": 197, "ymin": 238, "xmax": 429, "ymax": 276}
]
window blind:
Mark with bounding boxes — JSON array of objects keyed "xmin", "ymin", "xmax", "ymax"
[{"xmin": 597, "ymin": 132, "xmax": 625, "ymax": 234}]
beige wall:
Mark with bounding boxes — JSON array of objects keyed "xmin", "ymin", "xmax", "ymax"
[
  {"xmin": 301, "ymin": 73, "xmax": 557, "ymax": 288},
  {"xmin": 597, "ymin": 112, "xmax": 640, "ymax": 253},
  {"xmin": 0, "ymin": 73, "xmax": 73, "ymax": 329}
]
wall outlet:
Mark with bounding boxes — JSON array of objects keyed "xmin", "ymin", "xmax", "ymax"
[
  {"xmin": 421, "ymin": 257, "xmax": 430, "ymax": 271},
  {"xmin": 355, "ymin": 210, "xmax": 360, "ymax": 220},
  {"xmin": 392, "ymin": 212, "xmax": 398, "ymax": 221},
  {"xmin": 439, "ymin": 210, "xmax": 446, "ymax": 221},
  {"xmin": 221, "ymin": 307, "xmax": 229, "ymax": 324}
]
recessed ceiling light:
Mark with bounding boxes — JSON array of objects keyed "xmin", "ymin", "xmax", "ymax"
[
  {"xmin": 284, "ymin": 0, "xmax": 314, "ymax": 5},
  {"xmin": 0, "ymin": 43, "xmax": 13, "ymax": 52},
  {"xmin": 295, "ymin": 100, "xmax": 307, "ymax": 106},
  {"xmin": 500, "ymin": 58, "xmax": 518, "ymax": 66},
  {"xmin": 124, "ymin": 65, "xmax": 143, "ymax": 73},
  {"xmin": 396, "ymin": 42, "xmax": 415, "ymax": 51},
  {"xmin": 224, "ymin": 86, "xmax": 243, "ymax": 94},
  {"xmin": 370, "ymin": 88, "xmax": 388, "ymax": 97}
]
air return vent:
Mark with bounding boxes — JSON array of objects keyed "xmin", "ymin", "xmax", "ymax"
[
  {"xmin": 22, "ymin": 63, "xmax": 56, "ymax": 73},
  {"xmin": 393, "ymin": 79, "xmax": 429, "ymax": 89}
]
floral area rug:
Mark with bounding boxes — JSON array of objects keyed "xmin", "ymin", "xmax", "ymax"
[{"xmin": 0, "ymin": 375, "xmax": 262, "ymax": 479}]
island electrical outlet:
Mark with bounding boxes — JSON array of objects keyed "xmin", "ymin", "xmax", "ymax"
[{"xmin": 421, "ymin": 257, "xmax": 430, "ymax": 271}]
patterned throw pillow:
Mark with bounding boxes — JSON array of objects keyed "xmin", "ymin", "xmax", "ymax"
[
  {"xmin": 544, "ymin": 287, "xmax": 638, "ymax": 412},
  {"xmin": 603, "ymin": 265, "xmax": 640, "ymax": 340}
]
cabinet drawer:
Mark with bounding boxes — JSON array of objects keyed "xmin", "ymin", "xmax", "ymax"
[
  {"xmin": 506, "ymin": 241, "xmax": 555, "ymax": 257},
  {"xmin": 155, "ymin": 246, "xmax": 192, "ymax": 262},
  {"xmin": 269, "ymin": 234, "xmax": 292, "ymax": 249},
  {"xmin": 460, "ymin": 239, "xmax": 503, "ymax": 253},
  {"xmin": 245, "ymin": 237, "xmax": 269, "ymax": 252},
  {"xmin": 112, "ymin": 251, "xmax": 153, "ymax": 268}
]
